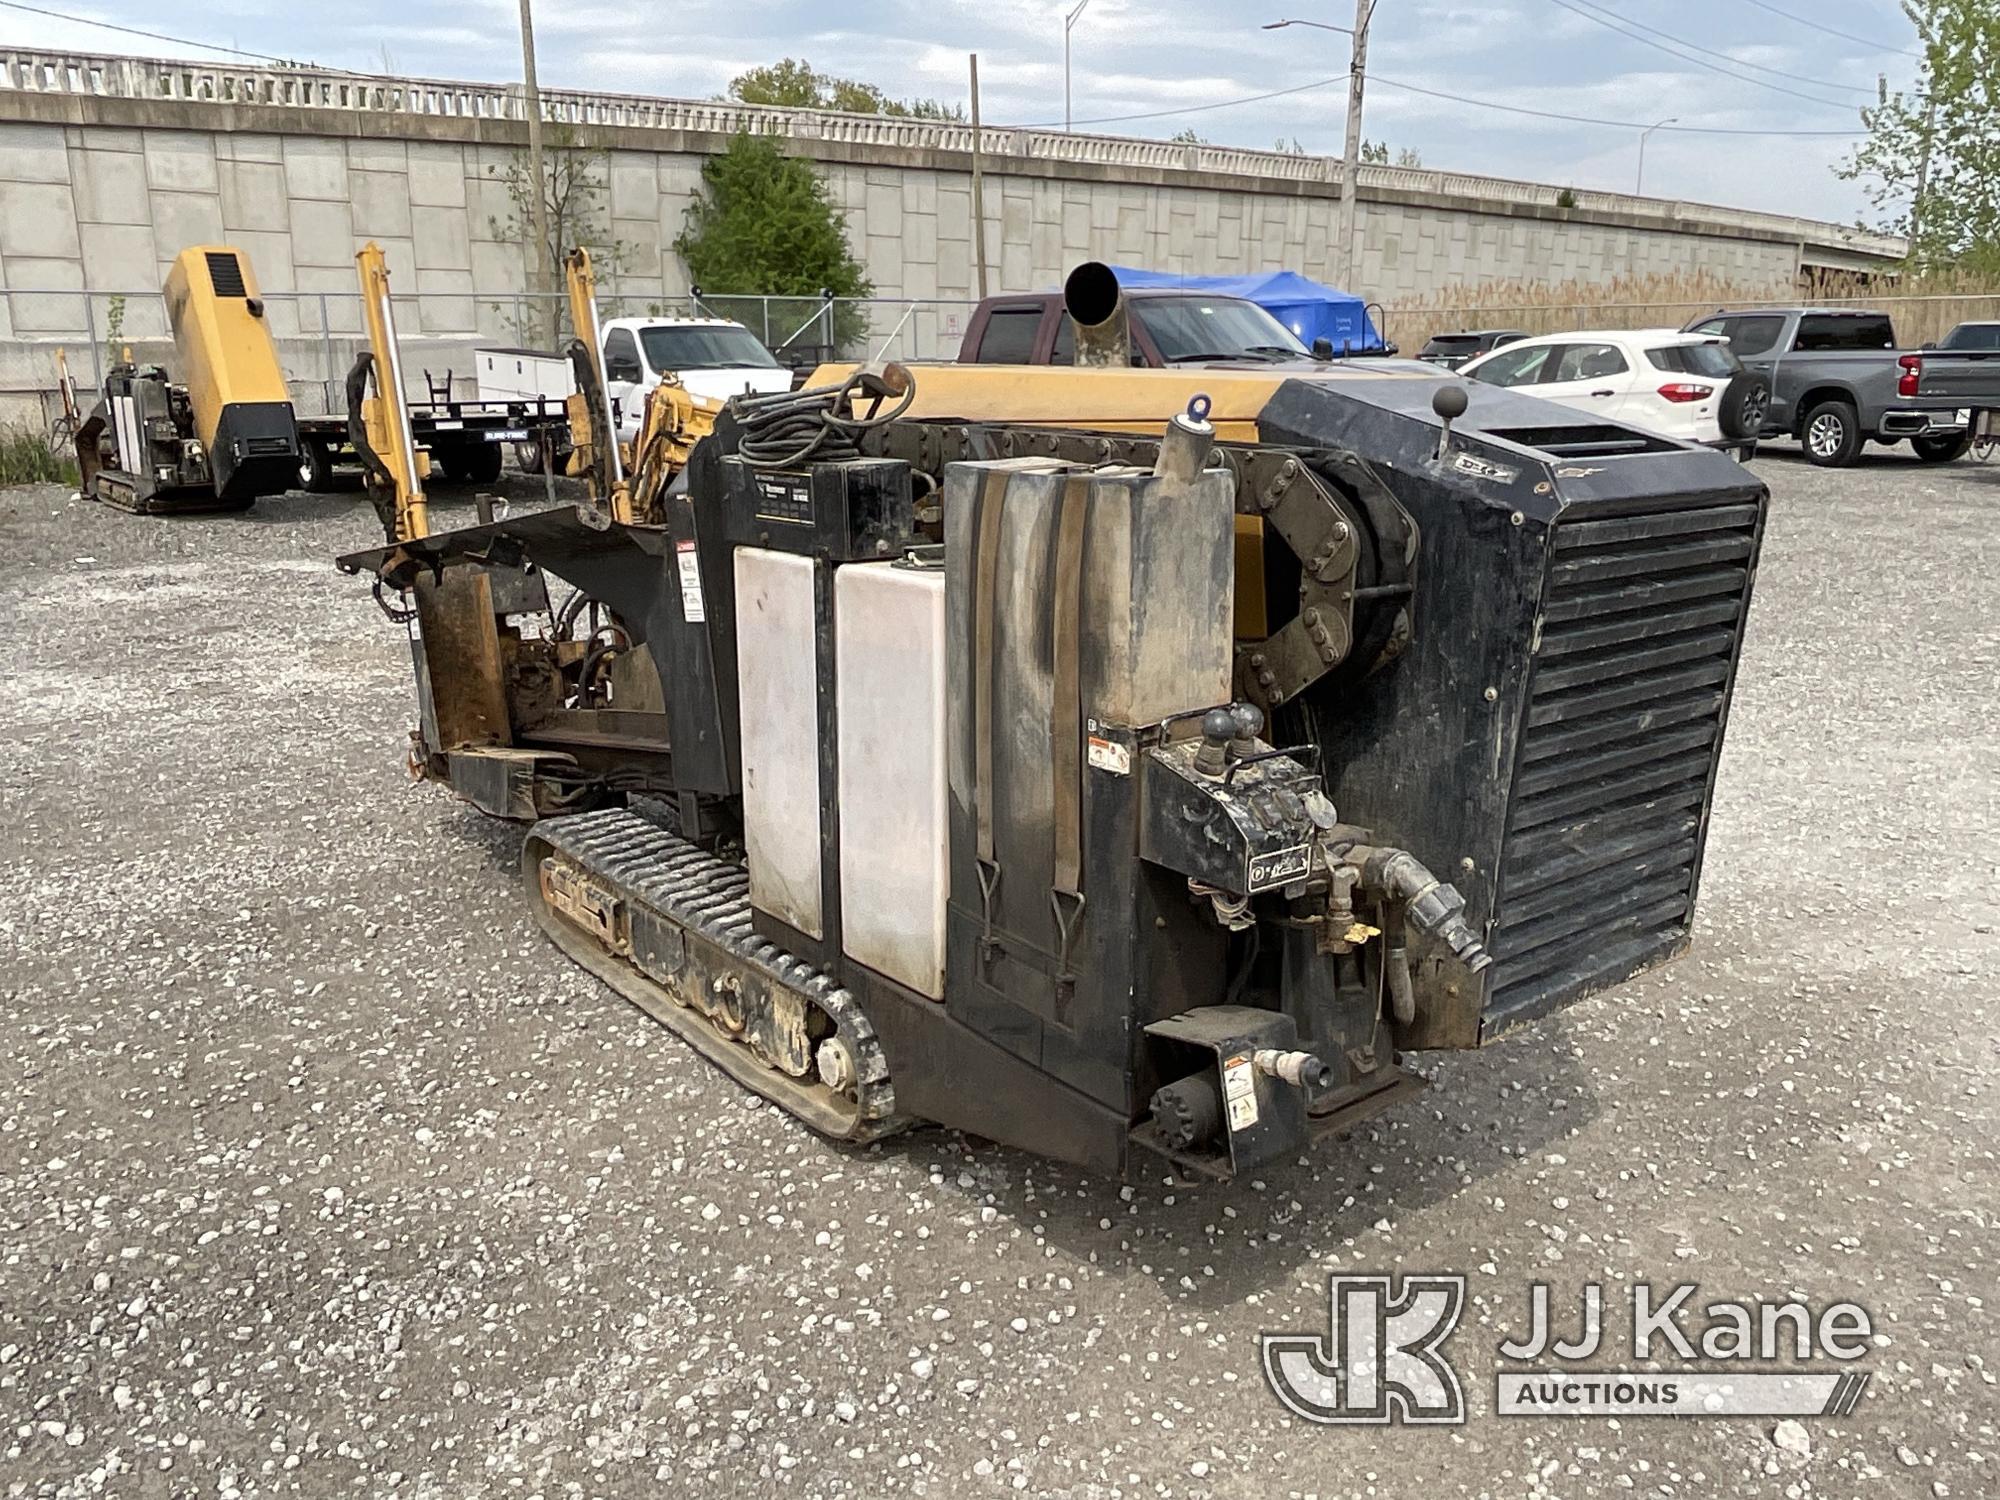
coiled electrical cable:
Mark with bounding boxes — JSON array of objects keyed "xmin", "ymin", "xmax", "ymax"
[{"xmin": 729, "ymin": 367, "xmax": 918, "ymax": 469}]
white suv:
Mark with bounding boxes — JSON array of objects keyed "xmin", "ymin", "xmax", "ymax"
[{"xmin": 1458, "ymin": 329, "xmax": 1759, "ymax": 456}]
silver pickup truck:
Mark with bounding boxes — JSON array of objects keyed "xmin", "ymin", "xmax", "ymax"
[{"xmin": 1681, "ymin": 306, "xmax": 2000, "ymax": 467}]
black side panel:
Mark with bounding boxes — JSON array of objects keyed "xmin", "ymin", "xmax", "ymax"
[
  {"xmin": 851, "ymin": 966, "xmax": 1135, "ymax": 1177},
  {"xmin": 674, "ymin": 444, "xmax": 744, "ymax": 795},
  {"xmin": 1257, "ymin": 380, "xmax": 1552, "ymax": 1041},
  {"xmin": 210, "ymin": 401, "xmax": 300, "ymax": 501}
]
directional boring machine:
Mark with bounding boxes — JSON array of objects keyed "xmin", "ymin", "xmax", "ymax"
[
  {"xmin": 74, "ymin": 245, "xmax": 300, "ymax": 514},
  {"xmin": 341, "ymin": 261, "xmax": 1765, "ymax": 1179}
]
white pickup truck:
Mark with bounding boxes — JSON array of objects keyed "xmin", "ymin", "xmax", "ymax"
[
  {"xmin": 475, "ymin": 315, "xmax": 793, "ymax": 461},
  {"xmin": 599, "ymin": 317, "xmax": 793, "ymax": 441}
]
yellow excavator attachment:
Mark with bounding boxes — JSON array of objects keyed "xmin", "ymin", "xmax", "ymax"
[
  {"xmin": 562, "ymin": 247, "xmax": 634, "ymax": 526},
  {"xmin": 354, "ymin": 241, "xmax": 429, "ymax": 542},
  {"xmin": 626, "ymin": 377, "xmax": 722, "ymax": 519}
]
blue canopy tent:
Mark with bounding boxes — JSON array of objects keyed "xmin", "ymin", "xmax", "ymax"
[{"xmin": 1107, "ymin": 266, "xmax": 1386, "ymax": 354}]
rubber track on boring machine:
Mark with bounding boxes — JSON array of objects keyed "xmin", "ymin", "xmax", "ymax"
[
  {"xmin": 523, "ymin": 807, "xmax": 909, "ymax": 1145},
  {"xmin": 90, "ymin": 478, "xmax": 253, "ymax": 517}
]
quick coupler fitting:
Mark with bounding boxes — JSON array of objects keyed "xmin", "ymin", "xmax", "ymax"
[
  {"xmin": 1252, "ymin": 1049, "xmax": 1334, "ymax": 1090},
  {"xmin": 1360, "ymin": 847, "xmax": 1493, "ymax": 973},
  {"xmin": 1405, "ymin": 879, "xmax": 1492, "ymax": 972}
]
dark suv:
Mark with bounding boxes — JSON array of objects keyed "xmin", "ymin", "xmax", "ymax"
[{"xmin": 1417, "ymin": 329, "xmax": 1529, "ymax": 370}]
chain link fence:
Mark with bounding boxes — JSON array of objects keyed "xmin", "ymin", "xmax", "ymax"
[
  {"xmin": 0, "ymin": 287, "xmax": 981, "ymax": 432},
  {"xmin": 16, "ymin": 279, "xmax": 1999, "ymax": 437}
]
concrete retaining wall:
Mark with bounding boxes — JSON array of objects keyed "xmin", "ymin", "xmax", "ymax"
[{"xmin": 0, "ymin": 49, "xmax": 1905, "ymax": 424}]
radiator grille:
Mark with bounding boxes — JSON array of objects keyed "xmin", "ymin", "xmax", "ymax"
[
  {"xmin": 1485, "ymin": 497, "xmax": 1762, "ymax": 1033},
  {"xmin": 205, "ymin": 250, "xmax": 246, "ymax": 298}
]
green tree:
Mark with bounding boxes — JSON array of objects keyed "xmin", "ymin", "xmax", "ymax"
[
  {"xmin": 1840, "ymin": 0, "xmax": 2000, "ymax": 272},
  {"xmin": 1170, "ymin": 127, "xmax": 1208, "ymax": 145},
  {"xmin": 673, "ymin": 133, "xmax": 874, "ymax": 349},
  {"xmin": 1359, "ymin": 139, "xmax": 1422, "ymax": 166},
  {"xmin": 103, "ymin": 293, "xmax": 126, "ymax": 368},
  {"xmin": 728, "ymin": 59, "xmax": 964, "ymax": 120}
]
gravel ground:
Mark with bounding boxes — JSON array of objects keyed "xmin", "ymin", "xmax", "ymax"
[{"xmin": 1, "ymin": 448, "xmax": 1995, "ymax": 1500}]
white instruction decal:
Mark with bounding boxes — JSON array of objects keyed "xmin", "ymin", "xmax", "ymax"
[
  {"xmin": 1223, "ymin": 1053, "xmax": 1259, "ymax": 1132},
  {"xmin": 1087, "ymin": 735, "xmax": 1131, "ymax": 776},
  {"xmin": 676, "ymin": 538, "xmax": 706, "ymax": 623}
]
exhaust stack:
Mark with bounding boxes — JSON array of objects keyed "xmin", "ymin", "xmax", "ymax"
[{"xmin": 1063, "ymin": 262, "xmax": 1131, "ymax": 369}]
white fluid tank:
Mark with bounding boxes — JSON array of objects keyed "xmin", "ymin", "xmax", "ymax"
[
  {"xmin": 835, "ymin": 561, "xmax": 948, "ymax": 1000},
  {"xmin": 735, "ymin": 547, "xmax": 824, "ymax": 940}
]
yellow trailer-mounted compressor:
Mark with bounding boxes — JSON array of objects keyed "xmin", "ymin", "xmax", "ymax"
[{"xmin": 77, "ymin": 245, "xmax": 300, "ymax": 514}]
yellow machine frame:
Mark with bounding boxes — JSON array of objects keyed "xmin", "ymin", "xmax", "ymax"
[
  {"xmin": 557, "ymin": 247, "xmax": 725, "ymax": 523},
  {"xmin": 563, "ymin": 247, "xmax": 634, "ymax": 526}
]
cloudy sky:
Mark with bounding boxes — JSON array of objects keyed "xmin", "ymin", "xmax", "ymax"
[{"xmin": 0, "ymin": 0, "xmax": 1922, "ymax": 224}]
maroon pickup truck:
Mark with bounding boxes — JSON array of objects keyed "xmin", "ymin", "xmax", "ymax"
[{"xmin": 959, "ymin": 287, "xmax": 1376, "ymax": 368}]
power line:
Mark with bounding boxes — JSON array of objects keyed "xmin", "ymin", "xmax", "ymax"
[
  {"xmin": 0, "ymin": 0, "xmax": 1875, "ymax": 149},
  {"xmin": 1545, "ymin": 0, "xmax": 1863, "ymax": 110},
  {"xmin": 0, "ymin": 0, "xmax": 291, "ymax": 63},
  {"xmin": 1371, "ymin": 74, "xmax": 1865, "ymax": 136},
  {"xmin": 1556, "ymin": 0, "xmax": 1876, "ymax": 97},
  {"xmin": 1038, "ymin": 72, "xmax": 1866, "ymax": 137},
  {"xmin": 1027, "ymin": 72, "xmax": 1352, "ymax": 129},
  {"xmin": 1737, "ymin": 0, "xmax": 1921, "ymax": 59},
  {"xmin": 1376, "ymin": 74, "xmax": 1856, "ymax": 134}
]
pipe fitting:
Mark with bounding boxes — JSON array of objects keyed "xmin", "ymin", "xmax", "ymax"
[
  {"xmin": 1154, "ymin": 395, "xmax": 1215, "ymax": 490},
  {"xmin": 1253, "ymin": 1049, "xmax": 1334, "ymax": 1091},
  {"xmin": 1352, "ymin": 845, "xmax": 1492, "ymax": 972}
]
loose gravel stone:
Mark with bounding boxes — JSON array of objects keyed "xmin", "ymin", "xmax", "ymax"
[{"xmin": 2, "ymin": 450, "xmax": 1994, "ymax": 1497}]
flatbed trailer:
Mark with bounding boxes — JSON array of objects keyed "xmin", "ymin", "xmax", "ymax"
[{"xmin": 293, "ymin": 396, "xmax": 571, "ymax": 492}]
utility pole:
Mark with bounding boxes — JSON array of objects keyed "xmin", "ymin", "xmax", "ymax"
[
  {"xmin": 1064, "ymin": 0, "xmax": 1091, "ymax": 132},
  {"xmin": 1636, "ymin": 116, "xmax": 1678, "ymax": 195},
  {"xmin": 1909, "ymin": 92, "xmax": 1937, "ymax": 253},
  {"xmin": 970, "ymin": 53, "xmax": 990, "ymax": 298},
  {"xmin": 517, "ymin": 0, "xmax": 554, "ymax": 345},
  {"xmin": 1337, "ymin": 0, "xmax": 1372, "ymax": 296},
  {"xmin": 1265, "ymin": 9, "xmax": 1375, "ymax": 294}
]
